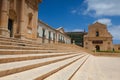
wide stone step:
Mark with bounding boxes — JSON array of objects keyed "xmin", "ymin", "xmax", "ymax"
[
  {"xmin": 0, "ymin": 52, "xmax": 78, "ymax": 59},
  {"xmin": 44, "ymin": 55, "xmax": 89, "ymax": 80},
  {"xmin": 0, "ymin": 52, "xmax": 80, "ymax": 63},
  {"xmin": 0, "ymin": 49, "xmax": 57, "ymax": 54},
  {"xmin": 0, "ymin": 54, "xmax": 86, "ymax": 80},
  {"xmin": 0, "ymin": 40, "xmax": 41, "ymax": 47},
  {"xmin": 0, "ymin": 53, "xmax": 82, "ymax": 77},
  {"xmin": 0, "ymin": 45, "xmax": 56, "ymax": 50},
  {"xmin": 0, "ymin": 36, "xmax": 41, "ymax": 46}
]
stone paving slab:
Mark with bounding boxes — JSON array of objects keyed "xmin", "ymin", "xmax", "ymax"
[
  {"xmin": 94, "ymin": 56, "xmax": 120, "ymax": 80},
  {"xmin": 71, "ymin": 56, "xmax": 120, "ymax": 80}
]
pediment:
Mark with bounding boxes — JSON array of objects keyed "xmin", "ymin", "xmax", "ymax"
[{"xmin": 56, "ymin": 27, "xmax": 65, "ymax": 33}]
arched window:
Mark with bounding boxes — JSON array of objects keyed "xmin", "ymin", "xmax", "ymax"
[{"xmin": 96, "ymin": 31, "xmax": 99, "ymax": 37}]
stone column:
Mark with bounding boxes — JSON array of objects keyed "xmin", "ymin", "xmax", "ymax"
[
  {"xmin": 0, "ymin": 0, "xmax": 9, "ymax": 37},
  {"xmin": 15, "ymin": 0, "xmax": 25, "ymax": 39}
]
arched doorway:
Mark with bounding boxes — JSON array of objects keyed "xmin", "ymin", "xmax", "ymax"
[{"xmin": 96, "ymin": 45, "xmax": 100, "ymax": 51}]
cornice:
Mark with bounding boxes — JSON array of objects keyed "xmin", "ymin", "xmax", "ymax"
[{"xmin": 25, "ymin": 0, "xmax": 41, "ymax": 10}]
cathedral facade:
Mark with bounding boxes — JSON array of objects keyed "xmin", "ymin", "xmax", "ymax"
[
  {"xmin": 0, "ymin": 0, "xmax": 71, "ymax": 44},
  {"xmin": 0, "ymin": 0, "xmax": 41, "ymax": 39}
]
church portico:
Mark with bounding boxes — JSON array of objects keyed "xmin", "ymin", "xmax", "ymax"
[{"xmin": 0, "ymin": 0, "xmax": 41, "ymax": 40}]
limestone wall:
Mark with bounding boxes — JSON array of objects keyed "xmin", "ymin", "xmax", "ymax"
[{"xmin": 114, "ymin": 44, "xmax": 120, "ymax": 51}]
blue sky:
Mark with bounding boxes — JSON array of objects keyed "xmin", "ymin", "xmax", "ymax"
[{"xmin": 38, "ymin": 0, "xmax": 120, "ymax": 44}]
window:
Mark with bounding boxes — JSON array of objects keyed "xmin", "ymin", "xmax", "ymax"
[
  {"xmin": 42, "ymin": 29, "xmax": 45, "ymax": 38},
  {"xmin": 53, "ymin": 33, "xmax": 56, "ymax": 43},
  {"xmin": 96, "ymin": 31, "xmax": 99, "ymax": 37},
  {"xmin": 49, "ymin": 31, "xmax": 51, "ymax": 40},
  {"xmin": 37, "ymin": 32, "xmax": 39, "ymax": 38},
  {"xmin": 53, "ymin": 33, "xmax": 55, "ymax": 40}
]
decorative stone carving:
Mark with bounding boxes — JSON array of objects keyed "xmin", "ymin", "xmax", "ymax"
[
  {"xmin": 9, "ymin": 0, "xmax": 14, "ymax": 9},
  {"xmin": 9, "ymin": 9, "xmax": 17, "ymax": 21},
  {"xmin": 27, "ymin": 13, "xmax": 33, "ymax": 29},
  {"xmin": 25, "ymin": 0, "xmax": 41, "ymax": 10}
]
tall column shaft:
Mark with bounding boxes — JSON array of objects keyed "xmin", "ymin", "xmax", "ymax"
[
  {"xmin": 20, "ymin": 0, "xmax": 25, "ymax": 34},
  {"xmin": 0, "ymin": 0, "xmax": 9, "ymax": 37},
  {"xmin": 15, "ymin": 0, "xmax": 25, "ymax": 39}
]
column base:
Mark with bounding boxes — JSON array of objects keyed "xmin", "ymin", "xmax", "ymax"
[
  {"xmin": 14, "ymin": 34, "xmax": 37, "ymax": 42},
  {"xmin": 0, "ymin": 28, "xmax": 10, "ymax": 37},
  {"xmin": 14, "ymin": 34, "xmax": 26, "ymax": 40}
]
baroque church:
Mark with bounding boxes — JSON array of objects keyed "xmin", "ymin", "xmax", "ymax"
[{"xmin": 84, "ymin": 22, "xmax": 120, "ymax": 51}]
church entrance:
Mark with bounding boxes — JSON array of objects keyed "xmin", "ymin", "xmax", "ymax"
[
  {"xmin": 8, "ymin": 19, "xmax": 13, "ymax": 37},
  {"xmin": 96, "ymin": 45, "xmax": 100, "ymax": 51}
]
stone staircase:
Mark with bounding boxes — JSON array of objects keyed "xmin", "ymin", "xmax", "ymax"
[
  {"xmin": 0, "ymin": 37, "xmax": 92, "ymax": 80},
  {"xmin": 0, "ymin": 52, "xmax": 90, "ymax": 80},
  {"xmin": 0, "ymin": 36, "xmax": 56, "ymax": 50}
]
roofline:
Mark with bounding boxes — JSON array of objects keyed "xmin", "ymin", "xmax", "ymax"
[
  {"xmin": 38, "ymin": 20, "xmax": 56, "ymax": 31},
  {"xmin": 38, "ymin": 20, "xmax": 71, "ymax": 39}
]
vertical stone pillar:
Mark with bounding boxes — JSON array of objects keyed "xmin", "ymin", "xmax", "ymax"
[
  {"xmin": 0, "ymin": 0, "xmax": 9, "ymax": 37},
  {"xmin": 16, "ymin": 0, "xmax": 25, "ymax": 39}
]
